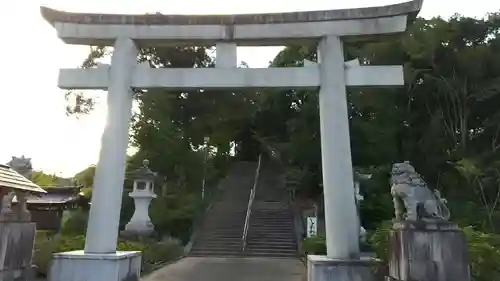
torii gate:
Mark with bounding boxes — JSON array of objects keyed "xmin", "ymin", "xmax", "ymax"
[{"xmin": 41, "ymin": 1, "xmax": 422, "ymax": 280}]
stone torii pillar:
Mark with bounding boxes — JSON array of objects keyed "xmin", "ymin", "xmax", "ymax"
[
  {"xmin": 41, "ymin": 1, "xmax": 423, "ymax": 280},
  {"xmin": 84, "ymin": 37, "xmax": 138, "ymax": 254}
]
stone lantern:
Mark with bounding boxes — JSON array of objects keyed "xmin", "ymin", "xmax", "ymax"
[
  {"xmin": 123, "ymin": 159, "xmax": 157, "ymax": 236},
  {"xmin": 353, "ymin": 171, "xmax": 371, "ymax": 243}
]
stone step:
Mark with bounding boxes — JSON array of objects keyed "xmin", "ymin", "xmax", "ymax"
[
  {"xmin": 246, "ymin": 222, "xmax": 291, "ymax": 225},
  {"xmin": 248, "ymin": 229, "xmax": 295, "ymax": 233},
  {"xmin": 203, "ymin": 225, "xmax": 243, "ymax": 230},
  {"xmin": 203, "ymin": 218, "xmax": 246, "ymax": 222},
  {"xmin": 199, "ymin": 234, "xmax": 243, "ymax": 240},
  {"xmin": 203, "ymin": 227, "xmax": 243, "ymax": 231},
  {"xmin": 208, "ymin": 211, "xmax": 247, "ymax": 214},
  {"xmin": 249, "ymin": 228, "xmax": 294, "ymax": 231},
  {"xmin": 250, "ymin": 220, "xmax": 294, "ymax": 224},
  {"xmin": 201, "ymin": 230, "xmax": 244, "ymax": 235},
  {"xmin": 247, "ymin": 239, "xmax": 297, "ymax": 247},
  {"xmin": 247, "ymin": 240, "xmax": 296, "ymax": 245},
  {"xmin": 249, "ymin": 222, "xmax": 293, "ymax": 226},
  {"xmin": 251, "ymin": 212, "xmax": 292, "ymax": 216},
  {"xmin": 248, "ymin": 231, "xmax": 295, "ymax": 234},
  {"xmin": 243, "ymin": 250, "xmax": 298, "ymax": 257},
  {"xmin": 202, "ymin": 227, "xmax": 244, "ymax": 231},
  {"xmin": 190, "ymin": 248, "xmax": 243, "ymax": 254},
  {"xmin": 202, "ymin": 223, "xmax": 245, "ymax": 228},
  {"xmin": 202, "ymin": 225, "xmax": 243, "ymax": 229},
  {"xmin": 202, "ymin": 219, "xmax": 245, "ymax": 224},
  {"xmin": 198, "ymin": 236, "xmax": 243, "ymax": 241},
  {"xmin": 247, "ymin": 237, "xmax": 296, "ymax": 242},
  {"xmin": 193, "ymin": 242, "xmax": 242, "ymax": 247},
  {"xmin": 249, "ymin": 223, "xmax": 294, "ymax": 227},
  {"xmin": 194, "ymin": 245, "xmax": 242, "ymax": 250},
  {"xmin": 247, "ymin": 238, "xmax": 296, "ymax": 244},
  {"xmin": 247, "ymin": 244, "xmax": 296, "ymax": 250},
  {"xmin": 248, "ymin": 230, "xmax": 295, "ymax": 235},
  {"xmin": 245, "ymin": 246, "xmax": 297, "ymax": 253},
  {"xmin": 189, "ymin": 251, "xmax": 245, "ymax": 257},
  {"xmin": 204, "ymin": 216, "xmax": 246, "ymax": 221},
  {"xmin": 250, "ymin": 220, "xmax": 292, "ymax": 224},
  {"xmin": 203, "ymin": 232, "xmax": 243, "ymax": 237},
  {"xmin": 250, "ymin": 215, "xmax": 293, "ymax": 218},
  {"xmin": 204, "ymin": 215, "xmax": 246, "ymax": 220},
  {"xmin": 202, "ymin": 235, "xmax": 242, "ymax": 239},
  {"xmin": 202, "ymin": 231, "xmax": 243, "ymax": 235},
  {"xmin": 246, "ymin": 247, "xmax": 296, "ymax": 253},
  {"xmin": 195, "ymin": 240, "xmax": 242, "ymax": 246},
  {"xmin": 190, "ymin": 249, "xmax": 299, "ymax": 258},
  {"xmin": 250, "ymin": 215, "xmax": 293, "ymax": 219},
  {"xmin": 246, "ymin": 236, "xmax": 296, "ymax": 242}
]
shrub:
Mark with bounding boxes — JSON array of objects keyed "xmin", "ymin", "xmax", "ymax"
[
  {"xmin": 462, "ymin": 226, "xmax": 500, "ymax": 281},
  {"xmin": 367, "ymin": 220, "xmax": 393, "ymax": 262},
  {"xmin": 301, "ymin": 235, "xmax": 326, "ymax": 256},
  {"xmin": 33, "ymin": 234, "xmax": 183, "ymax": 277},
  {"xmin": 59, "ymin": 210, "xmax": 88, "ymax": 236},
  {"xmin": 142, "ymin": 236, "xmax": 183, "ymax": 264},
  {"xmin": 149, "ymin": 194, "xmax": 201, "ymax": 243},
  {"xmin": 32, "ymin": 234, "xmax": 60, "ymax": 276}
]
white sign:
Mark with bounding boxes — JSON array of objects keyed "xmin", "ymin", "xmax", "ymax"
[{"xmin": 306, "ymin": 216, "xmax": 318, "ymax": 237}]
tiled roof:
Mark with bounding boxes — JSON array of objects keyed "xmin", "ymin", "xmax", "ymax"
[
  {"xmin": 12, "ymin": 185, "xmax": 87, "ymax": 205},
  {"xmin": 0, "ymin": 164, "xmax": 46, "ymax": 193},
  {"xmin": 13, "ymin": 193, "xmax": 78, "ymax": 205}
]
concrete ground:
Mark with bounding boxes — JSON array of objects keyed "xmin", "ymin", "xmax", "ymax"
[{"xmin": 142, "ymin": 256, "xmax": 306, "ymax": 281}]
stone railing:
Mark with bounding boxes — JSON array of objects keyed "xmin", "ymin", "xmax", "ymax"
[{"xmin": 0, "ymin": 187, "xmax": 37, "ymax": 281}]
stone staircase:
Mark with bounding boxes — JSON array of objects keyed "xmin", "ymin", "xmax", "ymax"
[
  {"xmin": 189, "ymin": 161, "xmax": 298, "ymax": 257},
  {"xmin": 244, "ymin": 166, "xmax": 298, "ymax": 257},
  {"xmin": 188, "ymin": 162, "xmax": 256, "ymax": 256}
]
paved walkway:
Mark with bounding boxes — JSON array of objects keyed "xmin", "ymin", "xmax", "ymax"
[{"xmin": 142, "ymin": 257, "xmax": 306, "ymax": 281}]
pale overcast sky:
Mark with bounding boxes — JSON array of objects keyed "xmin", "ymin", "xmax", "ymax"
[{"xmin": 0, "ymin": 0, "xmax": 499, "ymax": 177}]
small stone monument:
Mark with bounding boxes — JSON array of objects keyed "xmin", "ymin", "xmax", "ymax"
[
  {"xmin": 387, "ymin": 161, "xmax": 470, "ymax": 281},
  {"xmin": 123, "ymin": 159, "xmax": 157, "ymax": 237}
]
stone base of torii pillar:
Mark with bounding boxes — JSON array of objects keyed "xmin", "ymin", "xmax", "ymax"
[
  {"xmin": 307, "ymin": 256, "xmax": 379, "ymax": 281},
  {"xmin": 49, "ymin": 251, "xmax": 142, "ymax": 281}
]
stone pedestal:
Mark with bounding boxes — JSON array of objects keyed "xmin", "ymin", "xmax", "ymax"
[
  {"xmin": 0, "ymin": 221, "xmax": 37, "ymax": 281},
  {"xmin": 123, "ymin": 190, "xmax": 156, "ymax": 236},
  {"xmin": 123, "ymin": 159, "xmax": 157, "ymax": 238},
  {"xmin": 388, "ymin": 221, "xmax": 470, "ymax": 281},
  {"xmin": 307, "ymin": 255, "xmax": 379, "ymax": 281},
  {"xmin": 49, "ymin": 250, "xmax": 141, "ymax": 281}
]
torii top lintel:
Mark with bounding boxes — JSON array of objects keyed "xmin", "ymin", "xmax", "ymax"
[{"xmin": 40, "ymin": 0, "xmax": 422, "ymax": 46}]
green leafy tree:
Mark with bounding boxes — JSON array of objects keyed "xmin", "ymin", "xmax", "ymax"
[{"xmin": 31, "ymin": 171, "xmax": 60, "ymax": 186}]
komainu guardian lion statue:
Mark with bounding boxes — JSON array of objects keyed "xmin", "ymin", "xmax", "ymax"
[{"xmin": 391, "ymin": 161, "xmax": 450, "ymax": 221}]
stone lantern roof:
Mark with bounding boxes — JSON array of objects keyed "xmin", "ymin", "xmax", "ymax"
[{"xmin": 127, "ymin": 160, "xmax": 157, "ymax": 181}]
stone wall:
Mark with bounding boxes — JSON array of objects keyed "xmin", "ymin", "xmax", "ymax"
[{"xmin": 0, "ymin": 221, "xmax": 37, "ymax": 281}]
